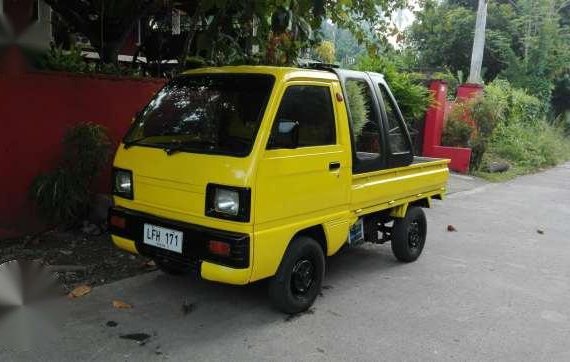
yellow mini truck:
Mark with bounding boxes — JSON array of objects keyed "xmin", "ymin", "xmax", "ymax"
[{"xmin": 109, "ymin": 65, "xmax": 449, "ymax": 313}]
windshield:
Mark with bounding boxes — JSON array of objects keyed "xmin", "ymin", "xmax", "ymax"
[{"xmin": 124, "ymin": 74, "xmax": 275, "ymax": 156}]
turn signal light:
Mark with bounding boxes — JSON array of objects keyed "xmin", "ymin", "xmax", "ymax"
[
  {"xmin": 208, "ymin": 240, "xmax": 231, "ymax": 257},
  {"xmin": 110, "ymin": 215, "xmax": 126, "ymax": 229}
]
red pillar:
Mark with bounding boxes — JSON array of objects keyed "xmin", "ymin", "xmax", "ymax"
[
  {"xmin": 422, "ymin": 80, "xmax": 448, "ymax": 155},
  {"xmin": 457, "ymin": 83, "xmax": 483, "ymax": 101}
]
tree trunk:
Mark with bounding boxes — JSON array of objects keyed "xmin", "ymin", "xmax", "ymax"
[
  {"xmin": 179, "ymin": 4, "xmax": 202, "ymax": 71},
  {"xmin": 467, "ymin": 0, "xmax": 488, "ymax": 84}
]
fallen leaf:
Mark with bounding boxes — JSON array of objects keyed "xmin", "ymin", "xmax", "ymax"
[
  {"xmin": 141, "ymin": 260, "xmax": 157, "ymax": 270},
  {"xmin": 106, "ymin": 320, "xmax": 118, "ymax": 327},
  {"xmin": 68, "ymin": 284, "xmax": 92, "ymax": 298},
  {"xmin": 447, "ymin": 225, "xmax": 457, "ymax": 232},
  {"xmin": 113, "ymin": 300, "xmax": 133, "ymax": 309}
]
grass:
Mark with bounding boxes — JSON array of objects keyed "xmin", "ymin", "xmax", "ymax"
[{"xmin": 473, "ymin": 121, "xmax": 570, "ymax": 182}]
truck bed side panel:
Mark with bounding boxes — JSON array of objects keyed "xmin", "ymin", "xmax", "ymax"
[{"xmin": 350, "ymin": 159, "xmax": 449, "ymax": 213}]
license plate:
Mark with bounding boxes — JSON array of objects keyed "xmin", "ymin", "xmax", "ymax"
[{"xmin": 143, "ymin": 223, "xmax": 183, "ymax": 253}]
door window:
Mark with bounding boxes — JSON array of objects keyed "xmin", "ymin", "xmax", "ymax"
[
  {"xmin": 345, "ymin": 79, "xmax": 381, "ymax": 161},
  {"xmin": 379, "ymin": 84, "xmax": 411, "ymax": 154},
  {"xmin": 268, "ymin": 85, "xmax": 336, "ymax": 148}
]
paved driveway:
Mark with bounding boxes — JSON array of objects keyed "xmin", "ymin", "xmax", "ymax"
[{"xmin": 4, "ymin": 164, "xmax": 570, "ymax": 361}]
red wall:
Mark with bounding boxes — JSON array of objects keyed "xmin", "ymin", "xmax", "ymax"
[{"xmin": 0, "ymin": 71, "xmax": 165, "ymax": 238}]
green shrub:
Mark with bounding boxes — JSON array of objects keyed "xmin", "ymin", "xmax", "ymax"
[
  {"xmin": 30, "ymin": 122, "xmax": 112, "ymax": 225},
  {"xmin": 442, "ymin": 117, "xmax": 473, "ymax": 147},
  {"xmin": 489, "ymin": 120, "xmax": 570, "ymax": 170},
  {"xmin": 470, "ymin": 79, "xmax": 570, "ymax": 176},
  {"xmin": 40, "ymin": 45, "xmax": 88, "ymax": 73},
  {"xmin": 443, "ymin": 79, "xmax": 559, "ymax": 171},
  {"xmin": 61, "ymin": 122, "xmax": 113, "ymax": 182},
  {"xmin": 356, "ymin": 56, "xmax": 433, "ymax": 126},
  {"xmin": 36, "ymin": 45, "xmax": 143, "ymax": 77},
  {"xmin": 345, "ymin": 80, "xmax": 370, "ymax": 136},
  {"xmin": 30, "ymin": 168, "xmax": 90, "ymax": 224}
]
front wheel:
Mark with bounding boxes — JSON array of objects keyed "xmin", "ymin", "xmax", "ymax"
[
  {"xmin": 391, "ymin": 206, "xmax": 427, "ymax": 262},
  {"xmin": 269, "ymin": 236, "xmax": 325, "ymax": 314}
]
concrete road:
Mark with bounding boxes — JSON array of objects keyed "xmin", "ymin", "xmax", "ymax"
[{"xmin": 4, "ymin": 164, "xmax": 570, "ymax": 361}]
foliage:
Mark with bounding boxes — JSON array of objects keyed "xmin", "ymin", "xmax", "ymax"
[
  {"xmin": 500, "ymin": 0, "xmax": 570, "ymax": 105},
  {"xmin": 468, "ymin": 94, "xmax": 504, "ymax": 170},
  {"xmin": 442, "ymin": 117, "xmax": 473, "ymax": 147},
  {"xmin": 407, "ymin": 3, "xmax": 477, "ymax": 77},
  {"xmin": 345, "ymin": 81, "xmax": 370, "ymax": 137},
  {"xmin": 406, "ymin": 0, "xmax": 570, "ymax": 114},
  {"xmin": 61, "ymin": 122, "xmax": 113, "ymax": 182},
  {"xmin": 356, "ymin": 55, "xmax": 433, "ymax": 125},
  {"xmin": 319, "ymin": 22, "xmax": 366, "ymax": 66},
  {"xmin": 315, "ymin": 41, "xmax": 336, "ymax": 63},
  {"xmin": 47, "ymin": 0, "xmax": 412, "ymax": 67},
  {"xmin": 40, "ymin": 46, "xmax": 88, "ymax": 73},
  {"xmin": 44, "ymin": 0, "xmax": 160, "ymax": 64},
  {"xmin": 36, "ymin": 45, "xmax": 143, "ymax": 76},
  {"xmin": 450, "ymin": 79, "xmax": 570, "ymax": 174},
  {"xmin": 488, "ymin": 120, "xmax": 570, "ymax": 171},
  {"xmin": 30, "ymin": 123, "xmax": 112, "ymax": 225}
]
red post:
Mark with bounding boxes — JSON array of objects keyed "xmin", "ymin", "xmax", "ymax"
[
  {"xmin": 423, "ymin": 80, "xmax": 448, "ymax": 155},
  {"xmin": 456, "ymin": 83, "xmax": 483, "ymax": 101}
]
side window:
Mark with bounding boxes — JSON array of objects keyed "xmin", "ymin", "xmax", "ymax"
[
  {"xmin": 345, "ymin": 79, "xmax": 381, "ymax": 161},
  {"xmin": 379, "ymin": 85, "xmax": 411, "ymax": 154},
  {"xmin": 269, "ymin": 85, "xmax": 336, "ymax": 147}
]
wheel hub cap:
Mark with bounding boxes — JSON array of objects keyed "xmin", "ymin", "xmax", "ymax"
[
  {"xmin": 291, "ymin": 259, "xmax": 314, "ymax": 295},
  {"xmin": 408, "ymin": 221, "xmax": 421, "ymax": 249}
]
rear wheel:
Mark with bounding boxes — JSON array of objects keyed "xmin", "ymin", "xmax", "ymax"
[
  {"xmin": 269, "ymin": 236, "xmax": 325, "ymax": 314},
  {"xmin": 391, "ymin": 206, "xmax": 427, "ymax": 262}
]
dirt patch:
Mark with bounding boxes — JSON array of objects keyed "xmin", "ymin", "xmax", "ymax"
[{"xmin": 0, "ymin": 230, "xmax": 152, "ymax": 288}]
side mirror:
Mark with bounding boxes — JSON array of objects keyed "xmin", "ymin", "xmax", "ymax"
[{"xmin": 269, "ymin": 119, "xmax": 299, "ymax": 149}]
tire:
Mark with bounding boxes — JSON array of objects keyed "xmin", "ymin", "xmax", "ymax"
[
  {"xmin": 268, "ymin": 236, "xmax": 325, "ymax": 314},
  {"xmin": 391, "ymin": 206, "xmax": 427, "ymax": 262},
  {"xmin": 154, "ymin": 258, "xmax": 191, "ymax": 276}
]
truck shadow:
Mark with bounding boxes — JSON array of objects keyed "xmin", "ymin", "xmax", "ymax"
[{"xmin": 111, "ymin": 244, "xmax": 404, "ymax": 348}]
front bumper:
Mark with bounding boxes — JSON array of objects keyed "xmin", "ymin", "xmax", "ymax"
[{"xmin": 109, "ymin": 207, "xmax": 251, "ymax": 284}]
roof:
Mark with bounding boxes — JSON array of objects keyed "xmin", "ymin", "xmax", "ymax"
[
  {"xmin": 182, "ymin": 65, "xmax": 386, "ymax": 84},
  {"xmin": 183, "ymin": 65, "xmax": 341, "ymax": 82}
]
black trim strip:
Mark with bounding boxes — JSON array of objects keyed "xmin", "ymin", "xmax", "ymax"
[{"xmin": 109, "ymin": 207, "xmax": 249, "ymax": 269}]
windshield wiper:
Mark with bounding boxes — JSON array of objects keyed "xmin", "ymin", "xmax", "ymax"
[
  {"xmin": 123, "ymin": 137, "xmax": 150, "ymax": 149},
  {"xmin": 163, "ymin": 141, "xmax": 216, "ymax": 156}
]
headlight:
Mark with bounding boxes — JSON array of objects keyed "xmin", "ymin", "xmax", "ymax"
[
  {"xmin": 206, "ymin": 184, "xmax": 251, "ymax": 222},
  {"xmin": 113, "ymin": 168, "xmax": 133, "ymax": 199},
  {"xmin": 214, "ymin": 189, "xmax": 239, "ymax": 215}
]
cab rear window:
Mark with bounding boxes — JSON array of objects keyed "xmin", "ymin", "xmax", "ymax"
[{"xmin": 124, "ymin": 74, "xmax": 274, "ymax": 156}]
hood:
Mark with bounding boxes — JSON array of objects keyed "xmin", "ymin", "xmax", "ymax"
[{"xmin": 113, "ymin": 144, "xmax": 254, "ymax": 223}]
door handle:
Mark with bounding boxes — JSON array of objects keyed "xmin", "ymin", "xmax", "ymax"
[{"xmin": 329, "ymin": 161, "xmax": 341, "ymax": 171}]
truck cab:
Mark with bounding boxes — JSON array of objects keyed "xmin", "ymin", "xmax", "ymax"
[{"xmin": 109, "ymin": 66, "xmax": 449, "ymax": 313}]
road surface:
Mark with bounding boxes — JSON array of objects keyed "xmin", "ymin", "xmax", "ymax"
[{"xmin": 3, "ymin": 164, "xmax": 570, "ymax": 361}]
